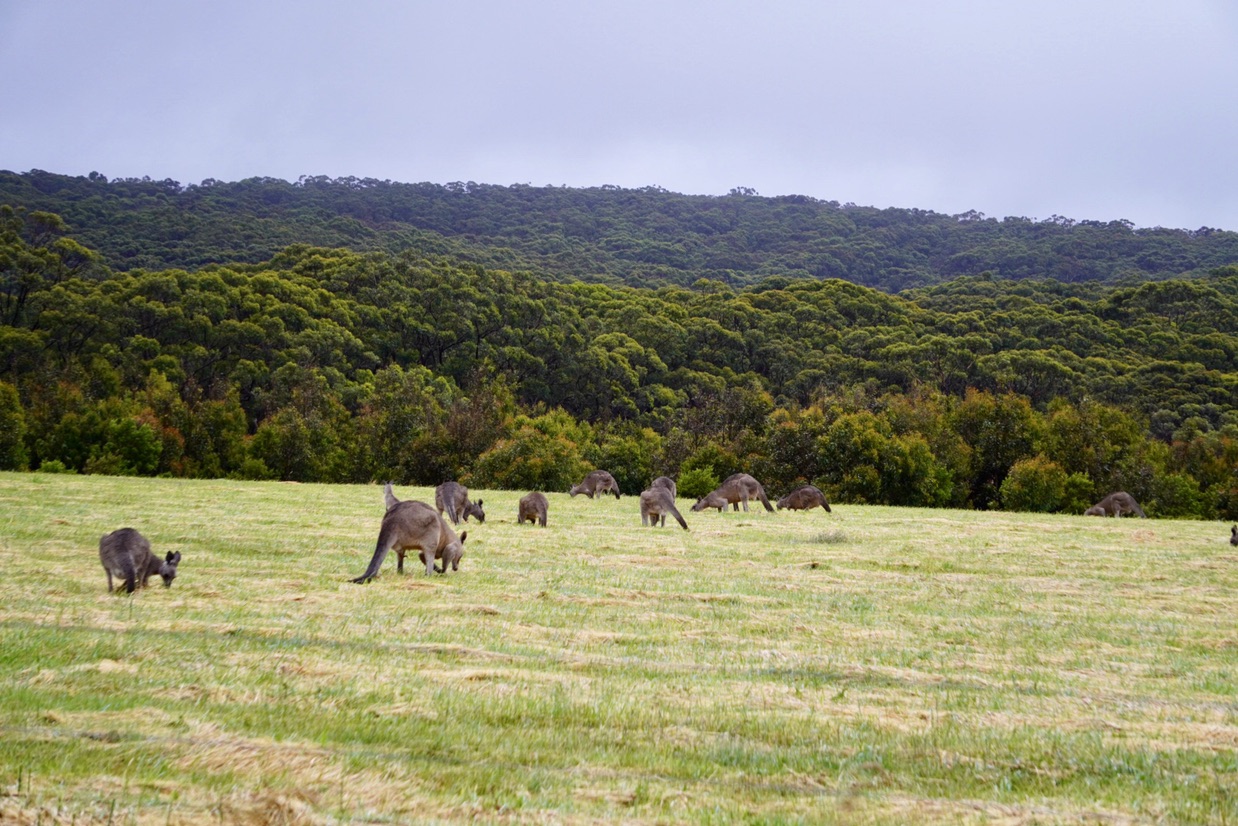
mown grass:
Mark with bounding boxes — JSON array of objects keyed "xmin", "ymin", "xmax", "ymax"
[{"xmin": 0, "ymin": 471, "xmax": 1234, "ymax": 824}]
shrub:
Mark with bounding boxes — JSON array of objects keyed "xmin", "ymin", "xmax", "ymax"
[
  {"xmin": 677, "ymin": 466, "xmax": 719, "ymax": 500},
  {"xmin": 1000, "ymin": 455, "xmax": 1067, "ymax": 513}
]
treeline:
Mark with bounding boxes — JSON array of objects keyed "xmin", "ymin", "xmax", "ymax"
[
  {"xmin": 1, "ymin": 206, "xmax": 1235, "ymax": 518},
  {"xmin": 4, "ymin": 170, "xmax": 1238, "ymax": 292}
]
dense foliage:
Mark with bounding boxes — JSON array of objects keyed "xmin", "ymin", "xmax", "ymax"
[
  {"xmin": 2, "ymin": 204, "xmax": 1235, "ymax": 518},
  {"xmin": 4, "ymin": 170, "xmax": 1238, "ymax": 291}
]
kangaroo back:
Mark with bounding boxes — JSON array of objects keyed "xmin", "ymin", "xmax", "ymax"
[
  {"xmin": 519, "ymin": 492, "xmax": 548, "ymax": 526},
  {"xmin": 642, "ymin": 487, "xmax": 688, "ymax": 530},
  {"xmin": 99, "ymin": 528, "xmax": 144, "ymax": 593},
  {"xmin": 651, "ymin": 476, "xmax": 677, "ymax": 500}
]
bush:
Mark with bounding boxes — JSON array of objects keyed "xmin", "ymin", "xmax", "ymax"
[
  {"xmin": 1000, "ymin": 455, "xmax": 1067, "ymax": 513},
  {"xmin": 677, "ymin": 466, "xmax": 719, "ymax": 500}
]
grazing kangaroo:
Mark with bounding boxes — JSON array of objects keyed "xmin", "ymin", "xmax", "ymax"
[
  {"xmin": 435, "ymin": 481, "xmax": 485, "ymax": 525},
  {"xmin": 570, "ymin": 470, "xmax": 621, "ymax": 499},
  {"xmin": 98, "ymin": 528, "xmax": 180, "ymax": 593},
  {"xmin": 777, "ymin": 485, "xmax": 832, "ymax": 513},
  {"xmin": 1230, "ymin": 525, "xmax": 1237, "ymax": 547},
  {"xmin": 650, "ymin": 476, "xmax": 677, "ymax": 500},
  {"xmin": 640, "ymin": 486, "xmax": 689, "ymax": 530},
  {"xmin": 518, "ymin": 491, "xmax": 549, "ymax": 527},
  {"xmin": 351, "ymin": 498, "xmax": 466, "ymax": 582},
  {"xmin": 693, "ymin": 474, "xmax": 774, "ymax": 513},
  {"xmin": 1084, "ymin": 491, "xmax": 1146, "ymax": 518}
]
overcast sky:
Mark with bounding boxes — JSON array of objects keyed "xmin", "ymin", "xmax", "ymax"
[{"xmin": 3, "ymin": 1, "xmax": 1237, "ymax": 230}]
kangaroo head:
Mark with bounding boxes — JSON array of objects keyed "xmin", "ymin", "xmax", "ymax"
[
  {"xmin": 470, "ymin": 500, "xmax": 485, "ymax": 523},
  {"xmin": 160, "ymin": 551, "xmax": 181, "ymax": 587}
]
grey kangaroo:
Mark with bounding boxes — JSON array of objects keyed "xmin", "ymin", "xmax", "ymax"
[
  {"xmin": 640, "ymin": 486, "xmax": 689, "ymax": 530},
  {"xmin": 99, "ymin": 528, "xmax": 180, "ymax": 593},
  {"xmin": 518, "ymin": 491, "xmax": 549, "ymax": 527},
  {"xmin": 352, "ymin": 489, "xmax": 466, "ymax": 582},
  {"xmin": 777, "ymin": 485, "xmax": 832, "ymax": 513},
  {"xmin": 570, "ymin": 470, "xmax": 621, "ymax": 499},
  {"xmin": 1084, "ymin": 491, "xmax": 1146, "ymax": 518},
  {"xmin": 435, "ymin": 481, "xmax": 484, "ymax": 525},
  {"xmin": 1230, "ymin": 525, "xmax": 1237, "ymax": 547},
  {"xmin": 692, "ymin": 473, "xmax": 774, "ymax": 513}
]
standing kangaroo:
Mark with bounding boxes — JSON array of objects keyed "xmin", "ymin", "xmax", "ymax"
[
  {"xmin": 99, "ymin": 528, "xmax": 180, "ymax": 593},
  {"xmin": 692, "ymin": 473, "xmax": 774, "ymax": 513},
  {"xmin": 352, "ymin": 491, "xmax": 466, "ymax": 581},
  {"xmin": 1229, "ymin": 525, "xmax": 1237, "ymax": 547},
  {"xmin": 1084, "ymin": 491, "xmax": 1146, "ymax": 518},
  {"xmin": 777, "ymin": 485, "xmax": 832, "ymax": 513},
  {"xmin": 518, "ymin": 491, "xmax": 549, "ymax": 527},
  {"xmin": 570, "ymin": 470, "xmax": 621, "ymax": 499},
  {"xmin": 640, "ymin": 486, "xmax": 689, "ymax": 530},
  {"xmin": 435, "ymin": 481, "xmax": 485, "ymax": 525}
]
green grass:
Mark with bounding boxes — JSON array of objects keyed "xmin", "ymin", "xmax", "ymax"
[{"xmin": 0, "ymin": 472, "xmax": 1235, "ymax": 824}]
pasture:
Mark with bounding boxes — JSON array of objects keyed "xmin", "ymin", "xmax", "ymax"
[{"xmin": 0, "ymin": 472, "xmax": 1234, "ymax": 824}]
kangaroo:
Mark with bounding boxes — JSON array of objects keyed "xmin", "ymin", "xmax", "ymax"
[
  {"xmin": 650, "ymin": 475, "xmax": 677, "ymax": 500},
  {"xmin": 435, "ymin": 481, "xmax": 485, "ymax": 525},
  {"xmin": 690, "ymin": 489, "xmax": 730, "ymax": 512},
  {"xmin": 640, "ymin": 486, "xmax": 689, "ymax": 530},
  {"xmin": 352, "ymin": 499, "xmax": 466, "ymax": 582},
  {"xmin": 777, "ymin": 485, "xmax": 832, "ymax": 513},
  {"xmin": 1084, "ymin": 491, "xmax": 1146, "ymax": 518},
  {"xmin": 570, "ymin": 470, "xmax": 621, "ymax": 499},
  {"xmin": 99, "ymin": 528, "xmax": 180, "ymax": 593},
  {"xmin": 693, "ymin": 474, "xmax": 774, "ymax": 513},
  {"xmin": 518, "ymin": 491, "xmax": 549, "ymax": 527},
  {"xmin": 1230, "ymin": 525, "xmax": 1237, "ymax": 547}
]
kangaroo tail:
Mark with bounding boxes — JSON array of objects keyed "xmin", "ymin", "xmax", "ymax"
[
  {"xmin": 669, "ymin": 504, "xmax": 689, "ymax": 531},
  {"xmin": 759, "ymin": 489, "xmax": 774, "ymax": 512},
  {"xmin": 119, "ymin": 555, "xmax": 137, "ymax": 593},
  {"xmin": 352, "ymin": 524, "xmax": 393, "ymax": 583}
]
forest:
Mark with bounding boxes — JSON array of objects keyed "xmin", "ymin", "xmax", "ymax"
[
  {"xmin": 1, "ymin": 179, "xmax": 1236, "ymax": 520},
  {"xmin": 4, "ymin": 169, "xmax": 1238, "ymax": 291}
]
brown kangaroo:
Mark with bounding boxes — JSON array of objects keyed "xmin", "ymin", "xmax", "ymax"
[
  {"xmin": 518, "ymin": 491, "xmax": 549, "ymax": 527},
  {"xmin": 640, "ymin": 486, "xmax": 688, "ymax": 530},
  {"xmin": 435, "ymin": 481, "xmax": 485, "ymax": 525},
  {"xmin": 1084, "ymin": 491, "xmax": 1146, "ymax": 518},
  {"xmin": 692, "ymin": 474, "xmax": 774, "ymax": 513},
  {"xmin": 99, "ymin": 528, "xmax": 180, "ymax": 593},
  {"xmin": 777, "ymin": 485, "xmax": 832, "ymax": 513},
  {"xmin": 570, "ymin": 470, "xmax": 621, "ymax": 499},
  {"xmin": 351, "ymin": 494, "xmax": 466, "ymax": 582}
]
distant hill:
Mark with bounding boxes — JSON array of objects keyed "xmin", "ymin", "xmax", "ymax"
[{"xmin": 3, "ymin": 169, "xmax": 1237, "ymax": 291}]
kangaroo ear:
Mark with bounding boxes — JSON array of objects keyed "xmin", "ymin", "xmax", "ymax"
[
  {"xmin": 166, "ymin": 552, "xmax": 175, "ymax": 562},
  {"xmin": 476, "ymin": 499, "xmax": 482, "ymax": 507},
  {"xmin": 459, "ymin": 531, "xmax": 467, "ymax": 543}
]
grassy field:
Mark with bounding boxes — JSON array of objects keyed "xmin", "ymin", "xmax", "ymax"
[{"xmin": 0, "ymin": 471, "xmax": 1234, "ymax": 824}]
